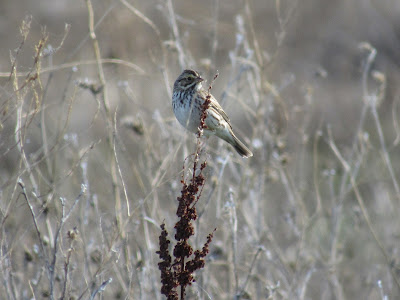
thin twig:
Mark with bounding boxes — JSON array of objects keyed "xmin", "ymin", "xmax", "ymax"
[
  {"xmin": 327, "ymin": 127, "xmax": 400, "ymax": 290},
  {"xmin": 227, "ymin": 189, "xmax": 239, "ymax": 295},
  {"xmin": 165, "ymin": 0, "xmax": 190, "ymax": 68},
  {"xmin": 237, "ymin": 247, "xmax": 263, "ymax": 298},
  {"xmin": 40, "ymin": 24, "xmax": 71, "ymax": 179},
  {"xmin": 89, "ymin": 278, "xmax": 113, "ymax": 300},
  {"xmin": 0, "ymin": 58, "xmax": 145, "ymax": 77},
  {"xmin": 60, "ymin": 246, "xmax": 73, "ymax": 300},
  {"xmin": 113, "ymin": 110, "xmax": 131, "ymax": 216},
  {"xmin": 85, "ymin": 0, "xmax": 123, "ymax": 233},
  {"xmin": 18, "ymin": 180, "xmax": 51, "ymax": 284},
  {"xmin": 359, "ymin": 43, "xmax": 400, "ymax": 201}
]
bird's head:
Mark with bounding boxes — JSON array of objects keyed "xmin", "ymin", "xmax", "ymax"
[{"xmin": 174, "ymin": 69, "xmax": 204, "ymax": 91}]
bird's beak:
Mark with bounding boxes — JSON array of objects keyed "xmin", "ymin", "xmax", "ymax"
[{"xmin": 197, "ymin": 77, "xmax": 204, "ymax": 83}]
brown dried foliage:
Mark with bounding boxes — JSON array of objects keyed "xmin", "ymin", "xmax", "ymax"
[{"xmin": 157, "ymin": 75, "xmax": 216, "ymax": 299}]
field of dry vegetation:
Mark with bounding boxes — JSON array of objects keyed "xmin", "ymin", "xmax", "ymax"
[{"xmin": 1, "ymin": 0, "xmax": 400, "ymax": 299}]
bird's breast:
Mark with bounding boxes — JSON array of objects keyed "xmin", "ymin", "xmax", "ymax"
[{"xmin": 172, "ymin": 91, "xmax": 201, "ymax": 133}]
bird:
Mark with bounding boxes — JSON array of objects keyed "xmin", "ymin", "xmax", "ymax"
[{"xmin": 172, "ymin": 69, "xmax": 253, "ymax": 158}]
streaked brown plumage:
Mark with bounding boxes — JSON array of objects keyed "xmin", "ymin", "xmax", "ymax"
[{"xmin": 172, "ymin": 69, "xmax": 253, "ymax": 158}]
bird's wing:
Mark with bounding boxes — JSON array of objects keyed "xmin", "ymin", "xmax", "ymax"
[{"xmin": 200, "ymin": 89, "xmax": 231, "ymax": 124}]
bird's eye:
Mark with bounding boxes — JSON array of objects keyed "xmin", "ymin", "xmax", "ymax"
[{"xmin": 187, "ymin": 77, "xmax": 192, "ymax": 81}]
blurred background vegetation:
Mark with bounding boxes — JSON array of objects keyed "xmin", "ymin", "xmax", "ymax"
[{"xmin": 0, "ymin": 0, "xmax": 400, "ymax": 299}]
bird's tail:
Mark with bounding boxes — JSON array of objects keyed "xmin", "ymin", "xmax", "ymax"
[
  {"xmin": 231, "ymin": 133, "xmax": 253, "ymax": 158},
  {"xmin": 220, "ymin": 130, "xmax": 253, "ymax": 158}
]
